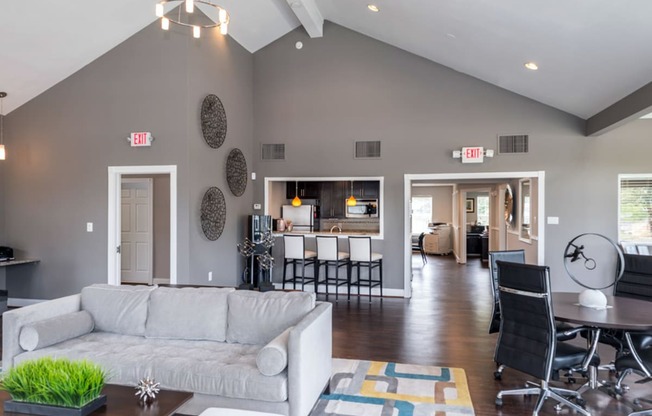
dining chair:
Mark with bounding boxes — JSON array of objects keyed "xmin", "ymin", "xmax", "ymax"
[
  {"xmin": 489, "ymin": 250, "xmax": 579, "ymax": 381},
  {"xmin": 282, "ymin": 234, "xmax": 317, "ymax": 291},
  {"xmin": 494, "ymin": 260, "xmax": 599, "ymax": 415},
  {"xmin": 614, "ymin": 332, "xmax": 652, "ymax": 415},
  {"xmin": 411, "ymin": 232, "xmax": 427, "ymax": 265},
  {"xmin": 315, "ymin": 235, "xmax": 350, "ymax": 301},
  {"xmin": 348, "ymin": 236, "xmax": 383, "ymax": 302}
]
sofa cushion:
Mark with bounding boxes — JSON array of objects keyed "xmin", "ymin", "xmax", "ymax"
[
  {"xmin": 19, "ymin": 311, "xmax": 94, "ymax": 352},
  {"xmin": 146, "ymin": 287, "xmax": 235, "ymax": 342},
  {"xmin": 81, "ymin": 284, "xmax": 155, "ymax": 336},
  {"xmin": 14, "ymin": 332, "xmax": 288, "ymax": 402},
  {"xmin": 226, "ymin": 291, "xmax": 315, "ymax": 345},
  {"xmin": 256, "ymin": 327, "xmax": 291, "ymax": 376}
]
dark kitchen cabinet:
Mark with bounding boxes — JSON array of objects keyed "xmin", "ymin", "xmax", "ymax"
[
  {"xmin": 349, "ymin": 181, "xmax": 380, "ymax": 198},
  {"xmin": 286, "ymin": 181, "xmax": 319, "ymax": 199},
  {"xmin": 320, "ymin": 181, "xmax": 347, "ymax": 218}
]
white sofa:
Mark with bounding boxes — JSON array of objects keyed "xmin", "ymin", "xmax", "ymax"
[{"xmin": 2, "ymin": 285, "xmax": 332, "ymax": 416}]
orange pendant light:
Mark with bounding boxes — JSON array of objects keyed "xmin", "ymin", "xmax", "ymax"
[
  {"xmin": 291, "ymin": 181, "xmax": 302, "ymax": 207},
  {"xmin": 346, "ymin": 180, "xmax": 357, "ymax": 207}
]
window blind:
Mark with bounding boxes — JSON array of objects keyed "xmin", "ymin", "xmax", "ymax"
[{"xmin": 619, "ymin": 178, "xmax": 652, "ymax": 242}]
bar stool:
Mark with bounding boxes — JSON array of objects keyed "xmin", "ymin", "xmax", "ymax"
[
  {"xmin": 348, "ymin": 236, "xmax": 383, "ymax": 302},
  {"xmin": 315, "ymin": 236, "xmax": 350, "ymax": 301},
  {"xmin": 282, "ymin": 234, "xmax": 317, "ymax": 291}
]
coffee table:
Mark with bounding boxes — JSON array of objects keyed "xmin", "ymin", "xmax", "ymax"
[{"xmin": 0, "ymin": 384, "xmax": 193, "ymax": 416}]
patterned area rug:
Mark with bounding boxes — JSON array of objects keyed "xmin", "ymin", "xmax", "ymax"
[{"xmin": 312, "ymin": 358, "xmax": 475, "ymax": 416}]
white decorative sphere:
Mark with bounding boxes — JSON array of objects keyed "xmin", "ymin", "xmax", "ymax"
[{"xmin": 578, "ymin": 289, "xmax": 607, "ymax": 309}]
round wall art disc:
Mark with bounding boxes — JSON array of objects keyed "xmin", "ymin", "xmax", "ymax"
[
  {"xmin": 201, "ymin": 187, "xmax": 226, "ymax": 241},
  {"xmin": 226, "ymin": 149, "xmax": 247, "ymax": 197},
  {"xmin": 201, "ymin": 94, "xmax": 227, "ymax": 149}
]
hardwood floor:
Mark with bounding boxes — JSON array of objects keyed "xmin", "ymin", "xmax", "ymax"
[{"xmin": 324, "ymin": 254, "xmax": 649, "ymax": 415}]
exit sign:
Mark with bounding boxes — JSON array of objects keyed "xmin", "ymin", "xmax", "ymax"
[
  {"xmin": 130, "ymin": 132, "xmax": 153, "ymax": 147},
  {"xmin": 461, "ymin": 146, "xmax": 484, "ymax": 163}
]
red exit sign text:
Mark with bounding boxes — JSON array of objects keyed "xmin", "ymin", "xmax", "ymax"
[
  {"xmin": 462, "ymin": 146, "xmax": 484, "ymax": 163},
  {"xmin": 130, "ymin": 132, "xmax": 152, "ymax": 147}
]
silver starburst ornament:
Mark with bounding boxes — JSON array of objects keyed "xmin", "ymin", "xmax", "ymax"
[{"xmin": 135, "ymin": 377, "xmax": 160, "ymax": 404}]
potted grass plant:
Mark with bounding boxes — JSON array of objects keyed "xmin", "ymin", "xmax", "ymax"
[{"xmin": 1, "ymin": 357, "xmax": 107, "ymax": 416}]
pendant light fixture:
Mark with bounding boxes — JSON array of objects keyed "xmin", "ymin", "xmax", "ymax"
[
  {"xmin": 156, "ymin": 0, "xmax": 230, "ymax": 38},
  {"xmin": 0, "ymin": 92, "xmax": 6, "ymax": 161},
  {"xmin": 291, "ymin": 181, "xmax": 302, "ymax": 207},
  {"xmin": 346, "ymin": 180, "xmax": 357, "ymax": 206}
]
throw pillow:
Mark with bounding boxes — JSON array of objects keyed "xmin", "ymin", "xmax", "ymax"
[
  {"xmin": 256, "ymin": 327, "xmax": 292, "ymax": 376},
  {"xmin": 19, "ymin": 311, "xmax": 94, "ymax": 351},
  {"xmin": 226, "ymin": 290, "xmax": 315, "ymax": 345}
]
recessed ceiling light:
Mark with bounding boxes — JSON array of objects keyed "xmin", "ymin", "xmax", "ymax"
[
  {"xmin": 446, "ymin": 33, "xmax": 456, "ymax": 39},
  {"xmin": 524, "ymin": 62, "xmax": 538, "ymax": 71},
  {"xmin": 367, "ymin": 4, "xmax": 380, "ymax": 12}
]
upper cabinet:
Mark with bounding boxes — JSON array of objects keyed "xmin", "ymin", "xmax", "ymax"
[
  {"xmin": 321, "ymin": 181, "xmax": 348, "ymax": 218},
  {"xmin": 286, "ymin": 181, "xmax": 320, "ymax": 199},
  {"xmin": 352, "ymin": 181, "xmax": 379, "ymax": 198}
]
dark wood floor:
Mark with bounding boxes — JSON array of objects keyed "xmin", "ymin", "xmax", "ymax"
[{"xmin": 325, "ymin": 254, "xmax": 649, "ymax": 415}]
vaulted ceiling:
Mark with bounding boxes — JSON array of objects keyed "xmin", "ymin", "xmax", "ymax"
[{"xmin": 2, "ymin": 0, "xmax": 652, "ymax": 120}]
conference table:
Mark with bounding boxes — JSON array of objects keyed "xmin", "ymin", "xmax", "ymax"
[{"xmin": 552, "ymin": 292, "xmax": 652, "ymax": 391}]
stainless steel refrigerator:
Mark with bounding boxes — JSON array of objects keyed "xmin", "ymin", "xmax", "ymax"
[{"xmin": 282, "ymin": 205, "xmax": 317, "ymax": 232}]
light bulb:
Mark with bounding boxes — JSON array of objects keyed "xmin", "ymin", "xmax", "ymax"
[
  {"xmin": 155, "ymin": 3, "xmax": 164, "ymax": 17},
  {"xmin": 220, "ymin": 23, "xmax": 228, "ymax": 35},
  {"xmin": 193, "ymin": 26, "xmax": 201, "ymax": 38},
  {"xmin": 0, "ymin": 145, "xmax": 5, "ymax": 161},
  {"xmin": 219, "ymin": 8, "xmax": 228, "ymax": 24},
  {"xmin": 347, "ymin": 195, "xmax": 357, "ymax": 207},
  {"xmin": 161, "ymin": 17, "xmax": 170, "ymax": 30},
  {"xmin": 185, "ymin": 0, "xmax": 194, "ymax": 13},
  {"xmin": 292, "ymin": 196, "xmax": 302, "ymax": 207}
]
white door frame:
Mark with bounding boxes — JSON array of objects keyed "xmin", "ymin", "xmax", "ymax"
[
  {"xmin": 108, "ymin": 165, "xmax": 177, "ymax": 285},
  {"xmin": 404, "ymin": 171, "xmax": 545, "ymax": 298}
]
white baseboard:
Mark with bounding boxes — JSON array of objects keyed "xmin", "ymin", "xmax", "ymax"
[
  {"xmin": 8, "ymin": 298, "xmax": 47, "ymax": 307},
  {"xmin": 272, "ymin": 283, "xmax": 405, "ymax": 298}
]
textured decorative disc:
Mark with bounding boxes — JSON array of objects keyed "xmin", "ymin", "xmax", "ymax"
[
  {"xmin": 226, "ymin": 148, "xmax": 247, "ymax": 197},
  {"xmin": 201, "ymin": 187, "xmax": 226, "ymax": 241},
  {"xmin": 201, "ymin": 94, "xmax": 227, "ymax": 149}
]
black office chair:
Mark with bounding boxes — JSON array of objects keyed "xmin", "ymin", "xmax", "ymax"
[
  {"xmin": 489, "ymin": 250, "xmax": 580, "ymax": 380},
  {"xmin": 614, "ymin": 332, "xmax": 652, "ymax": 415},
  {"xmin": 494, "ymin": 260, "xmax": 599, "ymax": 415},
  {"xmin": 412, "ymin": 232, "xmax": 427, "ymax": 265}
]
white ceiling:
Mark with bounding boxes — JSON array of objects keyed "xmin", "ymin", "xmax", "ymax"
[{"xmin": 2, "ymin": 0, "xmax": 652, "ymax": 119}]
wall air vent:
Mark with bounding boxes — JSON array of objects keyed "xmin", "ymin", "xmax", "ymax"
[
  {"xmin": 354, "ymin": 141, "xmax": 381, "ymax": 159},
  {"xmin": 261, "ymin": 143, "xmax": 285, "ymax": 161},
  {"xmin": 498, "ymin": 134, "xmax": 529, "ymax": 154}
]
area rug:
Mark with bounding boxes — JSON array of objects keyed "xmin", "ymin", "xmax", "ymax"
[{"xmin": 312, "ymin": 358, "xmax": 474, "ymax": 416}]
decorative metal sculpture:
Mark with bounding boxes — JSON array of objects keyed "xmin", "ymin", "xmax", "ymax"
[
  {"xmin": 201, "ymin": 187, "xmax": 226, "ymax": 241},
  {"xmin": 201, "ymin": 94, "xmax": 227, "ymax": 149},
  {"xmin": 238, "ymin": 232, "xmax": 275, "ymax": 291},
  {"xmin": 135, "ymin": 377, "xmax": 160, "ymax": 405},
  {"xmin": 226, "ymin": 148, "xmax": 247, "ymax": 197}
]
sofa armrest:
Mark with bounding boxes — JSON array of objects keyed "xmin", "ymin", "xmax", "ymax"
[
  {"xmin": 2, "ymin": 294, "xmax": 81, "ymax": 370},
  {"xmin": 287, "ymin": 302, "xmax": 332, "ymax": 416}
]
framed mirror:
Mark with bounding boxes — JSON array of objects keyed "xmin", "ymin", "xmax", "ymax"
[{"xmin": 504, "ymin": 185, "xmax": 514, "ymax": 226}]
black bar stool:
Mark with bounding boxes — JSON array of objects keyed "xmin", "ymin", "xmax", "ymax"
[
  {"xmin": 282, "ymin": 234, "xmax": 317, "ymax": 291},
  {"xmin": 348, "ymin": 236, "xmax": 383, "ymax": 302},
  {"xmin": 315, "ymin": 235, "xmax": 349, "ymax": 301}
]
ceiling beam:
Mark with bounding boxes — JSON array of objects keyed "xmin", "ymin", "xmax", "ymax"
[
  {"xmin": 287, "ymin": 0, "xmax": 323, "ymax": 38},
  {"xmin": 586, "ymin": 82, "xmax": 652, "ymax": 136}
]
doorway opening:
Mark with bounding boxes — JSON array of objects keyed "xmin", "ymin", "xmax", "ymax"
[
  {"xmin": 108, "ymin": 165, "xmax": 177, "ymax": 285},
  {"xmin": 404, "ymin": 171, "xmax": 545, "ymax": 298}
]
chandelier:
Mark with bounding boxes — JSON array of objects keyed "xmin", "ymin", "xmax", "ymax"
[{"xmin": 156, "ymin": 0, "xmax": 229, "ymax": 38}]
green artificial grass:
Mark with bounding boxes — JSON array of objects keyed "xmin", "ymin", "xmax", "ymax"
[{"xmin": 1, "ymin": 357, "xmax": 106, "ymax": 408}]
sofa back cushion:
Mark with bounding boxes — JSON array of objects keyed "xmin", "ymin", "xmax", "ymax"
[
  {"xmin": 145, "ymin": 287, "xmax": 235, "ymax": 341},
  {"xmin": 227, "ymin": 291, "xmax": 315, "ymax": 345},
  {"xmin": 81, "ymin": 284, "xmax": 155, "ymax": 336}
]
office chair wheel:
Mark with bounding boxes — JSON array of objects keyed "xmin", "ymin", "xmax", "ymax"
[
  {"xmin": 493, "ymin": 371, "xmax": 502, "ymax": 380},
  {"xmin": 575, "ymin": 397, "xmax": 586, "ymax": 408},
  {"xmin": 495, "ymin": 398, "xmax": 503, "ymax": 406},
  {"xmin": 567, "ymin": 376, "xmax": 576, "ymax": 384}
]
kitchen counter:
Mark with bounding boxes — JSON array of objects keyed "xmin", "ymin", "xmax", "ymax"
[{"xmin": 273, "ymin": 230, "xmax": 382, "ymax": 238}]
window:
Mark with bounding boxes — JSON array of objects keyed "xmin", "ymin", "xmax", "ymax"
[
  {"xmin": 411, "ymin": 196, "xmax": 432, "ymax": 234},
  {"xmin": 619, "ymin": 175, "xmax": 652, "ymax": 242},
  {"xmin": 476, "ymin": 196, "xmax": 489, "ymax": 225}
]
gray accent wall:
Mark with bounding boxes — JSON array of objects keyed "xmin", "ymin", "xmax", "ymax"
[
  {"xmin": 2, "ymin": 22, "xmax": 253, "ymax": 299},
  {"xmin": 253, "ymin": 22, "xmax": 652, "ymax": 292}
]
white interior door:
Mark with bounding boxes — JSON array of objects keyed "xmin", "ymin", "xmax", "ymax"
[{"xmin": 121, "ymin": 178, "xmax": 153, "ymax": 284}]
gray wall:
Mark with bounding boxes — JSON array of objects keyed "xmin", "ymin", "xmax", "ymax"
[
  {"xmin": 2, "ymin": 22, "xmax": 254, "ymax": 299},
  {"xmin": 253, "ymin": 22, "xmax": 652, "ymax": 292}
]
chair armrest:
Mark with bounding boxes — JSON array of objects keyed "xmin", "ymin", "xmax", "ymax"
[
  {"xmin": 288, "ymin": 302, "xmax": 332, "ymax": 416},
  {"xmin": 2, "ymin": 294, "xmax": 81, "ymax": 370}
]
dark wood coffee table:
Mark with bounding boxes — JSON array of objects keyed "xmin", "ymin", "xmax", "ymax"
[{"xmin": 0, "ymin": 384, "xmax": 193, "ymax": 416}]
